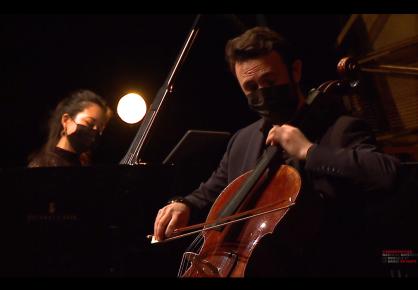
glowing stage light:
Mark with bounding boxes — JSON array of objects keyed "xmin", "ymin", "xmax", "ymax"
[{"xmin": 117, "ymin": 93, "xmax": 147, "ymax": 124}]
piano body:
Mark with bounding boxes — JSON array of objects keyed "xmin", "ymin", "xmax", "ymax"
[{"xmin": 0, "ymin": 164, "xmax": 188, "ymax": 277}]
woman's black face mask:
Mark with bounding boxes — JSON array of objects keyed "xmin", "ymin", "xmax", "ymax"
[
  {"xmin": 246, "ymin": 83, "xmax": 299, "ymax": 125},
  {"xmin": 67, "ymin": 124, "xmax": 100, "ymax": 154}
]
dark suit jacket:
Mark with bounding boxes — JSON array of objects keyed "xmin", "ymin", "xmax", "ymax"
[
  {"xmin": 185, "ymin": 115, "xmax": 399, "ymax": 211},
  {"xmin": 183, "ymin": 115, "xmax": 400, "ymax": 276}
]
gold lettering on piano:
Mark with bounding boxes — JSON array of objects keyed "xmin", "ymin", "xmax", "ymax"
[
  {"xmin": 27, "ymin": 214, "xmax": 79, "ymax": 223},
  {"xmin": 26, "ymin": 201, "xmax": 79, "ymax": 223}
]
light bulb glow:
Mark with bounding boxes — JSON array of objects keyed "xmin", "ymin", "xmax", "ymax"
[{"xmin": 117, "ymin": 93, "xmax": 147, "ymax": 124}]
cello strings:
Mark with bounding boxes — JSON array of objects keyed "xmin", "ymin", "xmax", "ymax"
[
  {"xmin": 178, "ymin": 234, "xmax": 198, "ymax": 277},
  {"xmin": 178, "ymin": 233, "xmax": 204, "ymax": 277}
]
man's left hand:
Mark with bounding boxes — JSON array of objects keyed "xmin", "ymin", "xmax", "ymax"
[{"xmin": 266, "ymin": 124, "xmax": 313, "ymax": 160}]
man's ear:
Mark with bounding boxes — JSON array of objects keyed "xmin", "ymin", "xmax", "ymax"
[{"xmin": 292, "ymin": 59, "xmax": 302, "ymax": 83}]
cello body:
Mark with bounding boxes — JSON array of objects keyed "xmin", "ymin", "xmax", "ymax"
[{"xmin": 181, "ymin": 164, "xmax": 301, "ymax": 277}]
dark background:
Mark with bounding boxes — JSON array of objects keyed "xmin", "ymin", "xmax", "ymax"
[
  {"xmin": 1, "ymin": 14, "xmax": 416, "ymax": 277},
  {"xmin": 0, "ymin": 14, "xmax": 347, "ymax": 168}
]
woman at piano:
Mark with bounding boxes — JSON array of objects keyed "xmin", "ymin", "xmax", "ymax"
[{"xmin": 28, "ymin": 89, "xmax": 112, "ymax": 167}]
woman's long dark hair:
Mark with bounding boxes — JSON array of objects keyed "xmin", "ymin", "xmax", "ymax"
[{"xmin": 29, "ymin": 89, "xmax": 110, "ymax": 166}]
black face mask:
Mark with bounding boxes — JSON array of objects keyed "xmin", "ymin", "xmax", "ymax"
[
  {"xmin": 246, "ymin": 83, "xmax": 299, "ymax": 125},
  {"xmin": 67, "ymin": 124, "xmax": 100, "ymax": 154}
]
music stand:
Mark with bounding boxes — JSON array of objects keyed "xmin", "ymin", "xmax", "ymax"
[{"xmin": 163, "ymin": 130, "xmax": 231, "ymax": 165}]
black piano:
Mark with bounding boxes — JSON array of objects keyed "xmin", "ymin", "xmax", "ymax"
[{"xmin": 0, "ymin": 164, "xmax": 189, "ymax": 277}]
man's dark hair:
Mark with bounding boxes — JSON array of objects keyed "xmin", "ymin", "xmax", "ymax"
[{"xmin": 225, "ymin": 26, "xmax": 298, "ymax": 75}]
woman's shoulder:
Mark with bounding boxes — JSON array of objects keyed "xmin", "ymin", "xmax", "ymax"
[
  {"xmin": 28, "ymin": 149, "xmax": 79, "ymax": 167},
  {"xmin": 28, "ymin": 152, "xmax": 60, "ymax": 167}
]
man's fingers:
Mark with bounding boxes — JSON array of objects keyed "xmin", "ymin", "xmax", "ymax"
[
  {"xmin": 154, "ymin": 209, "xmax": 171, "ymax": 241},
  {"xmin": 266, "ymin": 125, "xmax": 280, "ymax": 145},
  {"xmin": 154, "ymin": 208, "xmax": 165, "ymax": 236},
  {"xmin": 165, "ymin": 215, "xmax": 179, "ymax": 238}
]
